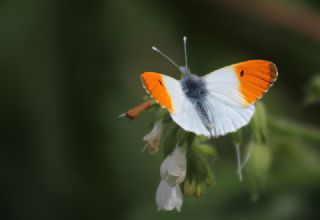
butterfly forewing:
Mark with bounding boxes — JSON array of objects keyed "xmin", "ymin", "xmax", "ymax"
[
  {"xmin": 141, "ymin": 72, "xmax": 184, "ymax": 113},
  {"xmin": 234, "ymin": 60, "xmax": 277, "ymax": 106},
  {"xmin": 203, "ymin": 60, "xmax": 277, "ymax": 107}
]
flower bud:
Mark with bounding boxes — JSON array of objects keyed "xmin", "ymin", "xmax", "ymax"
[
  {"xmin": 143, "ymin": 120, "xmax": 163, "ymax": 155},
  {"xmin": 194, "ymin": 184, "xmax": 204, "ymax": 198},
  {"xmin": 183, "ymin": 178, "xmax": 196, "ymax": 197}
]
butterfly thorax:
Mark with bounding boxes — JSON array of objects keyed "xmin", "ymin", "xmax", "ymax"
[
  {"xmin": 180, "ymin": 73, "xmax": 213, "ymax": 130},
  {"xmin": 180, "ymin": 74, "xmax": 208, "ymax": 101}
]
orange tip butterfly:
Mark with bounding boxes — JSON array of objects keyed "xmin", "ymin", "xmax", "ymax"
[{"xmin": 141, "ymin": 37, "xmax": 278, "ymax": 138}]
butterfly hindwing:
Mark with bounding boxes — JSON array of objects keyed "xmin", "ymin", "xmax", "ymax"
[
  {"xmin": 202, "ymin": 95, "xmax": 255, "ymax": 137},
  {"xmin": 170, "ymin": 99, "xmax": 211, "ymax": 137}
]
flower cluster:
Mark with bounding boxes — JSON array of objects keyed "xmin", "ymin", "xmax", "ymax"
[
  {"xmin": 120, "ymin": 100, "xmax": 272, "ymax": 211},
  {"xmin": 137, "ymin": 106, "xmax": 215, "ymax": 212}
]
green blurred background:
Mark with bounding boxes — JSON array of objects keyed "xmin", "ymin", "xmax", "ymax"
[{"xmin": 1, "ymin": 0, "xmax": 320, "ymax": 219}]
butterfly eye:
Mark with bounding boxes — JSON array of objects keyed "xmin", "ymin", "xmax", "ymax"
[{"xmin": 240, "ymin": 70, "xmax": 244, "ymax": 77}]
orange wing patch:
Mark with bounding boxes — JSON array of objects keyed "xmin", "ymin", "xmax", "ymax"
[
  {"xmin": 141, "ymin": 72, "xmax": 174, "ymax": 112},
  {"xmin": 234, "ymin": 60, "xmax": 278, "ymax": 106}
]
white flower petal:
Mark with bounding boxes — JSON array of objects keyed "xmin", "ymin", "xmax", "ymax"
[
  {"xmin": 160, "ymin": 145, "xmax": 187, "ymax": 183},
  {"xmin": 156, "ymin": 144, "xmax": 187, "ymax": 211},
  {"xmin": 143, "ymin": 120, "xmax": 163, "ymax": 155},
  {"xmin": 156, "ymin": 180, "xmax": 183, "ymax": 212}
]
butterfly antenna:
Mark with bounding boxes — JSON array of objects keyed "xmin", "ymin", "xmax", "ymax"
[
  {"xmin": 183, "ymin": 36, "xmax": 188, "ymax": 70},
  {"xmin": 152, "ymin": 46, "xmax": 180, "ymax": 71}
]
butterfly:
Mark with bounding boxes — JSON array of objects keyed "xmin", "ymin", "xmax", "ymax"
[{"xmin": 141, "ymin": 37, "xmax": 278, "ymax": 138}]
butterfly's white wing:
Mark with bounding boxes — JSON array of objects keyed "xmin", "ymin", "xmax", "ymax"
[
  {"xmin": 170, "ymin": 98, "xmax": 211, "ymax": 137},
  {"xmin": 201, "ymin": 95, "xmax": 255, "ymax": 137},
  {"xmin": 168, "ymin": 87, "xmax": 254, "ymax": 137},
  {"xmin": 197, "ymin": 60, "xmax": 277, "ymax": 136},
  {"xmin": 201, "ymin": 65, "xmax": 246, "ymax": 107},
  {"xmin": 141, "ymin": 72, "xmax": 210, "ymax": 136}
]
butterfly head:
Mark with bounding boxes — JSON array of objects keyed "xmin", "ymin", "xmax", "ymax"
[
  {"xmin": 179, "ymin": 65, "xmax": 191, "ymax": 75},
  {"xmin": 152, "ymin": 36, "xmax": 193, "ymax": 77}
]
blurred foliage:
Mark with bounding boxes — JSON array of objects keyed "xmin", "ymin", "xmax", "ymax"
[
  {"xmin": 1, "ymin": 0, "xmax": 320, "ymax": 219},
  {"xmin": 305, "ymin": 75, "xmax": 320, "ymax": 105}
]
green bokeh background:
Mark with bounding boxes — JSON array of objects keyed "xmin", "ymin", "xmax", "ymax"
[{"xmin": 1, "ymin": 0, "xmax": 320, "ymax": 219}]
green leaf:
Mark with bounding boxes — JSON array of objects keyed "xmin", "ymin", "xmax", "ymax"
[
  {"xmin": 184, "ymin": 146, "xmax": 215, "ymax": 198},
  {"xmin": 153, "ymin": 107, "xmax": 169, "ymax": 122},
  {"xmin": 195, "ymin": 144, "xmax": 217, "ymax": 157},
  {"xmin": 230, "ymin": 130, "xmax": 242, "ymax": 145},
  {"xmin": 192, "ymin": 135, "xmax": 209, "ymax": 145},
  {"xmin": 251, "ymin": 102, "xmax": 268, "ymax": 144},
  {"xmin": 161, "ymin": 121, "xmax": 179, "ymax": 156},
  {"xmin": 245, "ymin": 142, "xmax": 272, "ymax": 199}
]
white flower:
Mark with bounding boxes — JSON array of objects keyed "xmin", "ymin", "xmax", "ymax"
[
  {"xmin": 156, "ymin": 145, "xmax": 187, "ymax": 211},
  {"xmin": 160, "ymin": 145, "xmax": 187, "ymax": 184},
  {"xmin": 142, "ymin": 120, "xmax": 163, "ymax": 155},
  {"xmin": 156, "ymin": 180, "xmax": 183, "ymax": 211}
]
